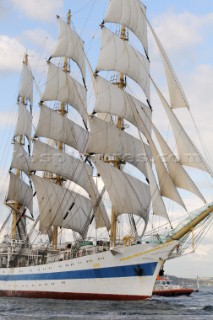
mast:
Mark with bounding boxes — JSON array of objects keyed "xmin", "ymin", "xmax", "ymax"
[
  {"xmin": 11, "ymin": 53, "xmax": 29, "ymax": 240},
  {"xmin": 110, "ymin": 26, "xmax": 127, "ymax": 247},
  {"xmin": 52, "ymin": 9, "xmax": 71, "ymax": 250}
]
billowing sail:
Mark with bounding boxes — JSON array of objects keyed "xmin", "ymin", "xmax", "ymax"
[
  {"xmin": 152, "ymin": 126, "xmax": 206, "ymax": 203},
  {"xmin": 93, "ymin": 75, "xmax": 151, "ymax": 135},
  {"xmin": 152, "ymin": 80, "xmax": 211, "ymax": 175},
  {"xmin": 94, "ymin": 159, "xmax": 150, "ymax": 222},
  {"xmin": 6, "ymin": 172, "xmax": 33, "ymax": 215},
  {"xmin": 51, "ymin": 16, "xmax": 86, "ymax": 80},
  {"xmin": 32, "ymin": 175, "xmax": 92, "ymax": 236},
  {"xmin": 41, "ymin": 62, "xmax": 87, "ymax": 123},
  {"xmin": 87, "ymin": 116, "xmax": 151, "ymax": 178},
  {"xmin": 11, "ymin": 141, "xmax": 31, "ymax": 174},
  {"xmin": 14, "ymin": 102, "xmax": 32, "ymax": 141},
  {"xmin": 31, "ymin": 140, "xmax": 110, "ymax": 229},
  {"xmin": 104, "ymin": 0, "xmax": 148, "ymax": 56},
  {"xmin": 18, "ymin": 62, "xmax": 33, "ymax": 105},
  {"xmin": 35, "ymin": 104, "xmax": 88, "ymax": 153},
  {"xmin": 96, "ymin": 28, "xmax": 150, "ymax": 100},
  {"xmin": 148, "ymin": 22, "xmax": 189, "ymax": 109}
]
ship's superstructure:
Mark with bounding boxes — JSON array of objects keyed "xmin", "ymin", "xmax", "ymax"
[{"xmin": 0, "ymin": 0, "xmax": 212, "ymax": 300}]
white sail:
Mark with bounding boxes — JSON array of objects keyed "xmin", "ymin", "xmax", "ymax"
[
  {"xmin": 93, "ymin": 75, "xmax": 151, "ymax": 135},
  {"xmin": 104, "ymin": 0, "xmax": 148, "ymax": 56},
  {"xmin": 51, "ymin": 16, "xmax": 86, "ymax": 80},
  {"xmin": 129, "ymin": 106, "xmax": 170, "ymax": 221},
  {"xmin": 14, "ymin": 102, "xmax": 32, "ymax": 141},
  {"xmin": 35, "ymin": 104, "xmax": 88, "ymax": 153},
  {"xmin": 149, "ymin": 22, "xmax": 189, "ymax": 109},
  {"xmin": 41, "ymin": 62, "xmax": 87, "ymax": 123},
  {"xmin": 18, "ymin": 62, "xmax": 33, "ymax": 105},
  {"xmin": 145, "ymin": 162, "xmax": 169, "ymax": 220},
  {"xmin": 96, "ymin": 28, "xmax": 150, "ymax": 100},
  {"xmin": 11, "ymin": 141, "xmax": 31, "ymax": 174},
  {"xmin": 153, "ymin": 80, "xmax": 211, "ymax": 175},
  {"xmin": 87, "ymin": 116, "xmax": 151, "ymax": 177},
  {"xmin": 94, "ymin": 159, "xmax": 150, "ymax": 222},
  {"xmin": 32, "ymin": 175, "xmax": 92, "ymax": 236},
  {"xmin": 6, "ymin": 172, "xmax": 33, "ymax": 214},
  {"xmin": 31, "ymin": 140, "xmax": 110, "ymax": 229},
  {"xmin": 148, "ymin": 139, "xmax": 186, "ymax": 209},
  {"xmin": 152, "ymin": 126, "xmax": 206, "ymax": 203}
]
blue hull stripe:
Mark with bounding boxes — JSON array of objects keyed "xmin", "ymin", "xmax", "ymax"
[{"xmin": 0, "ymin": 262, "xmax": 157, "ymax": 281}]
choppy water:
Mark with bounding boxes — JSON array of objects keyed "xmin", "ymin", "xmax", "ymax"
[{"xmin": 0, "ymin": 288, "xmax": 212, "ymax": 320}]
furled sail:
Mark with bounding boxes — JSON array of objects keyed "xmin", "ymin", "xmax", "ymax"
[
  {"xmin": 148, "ymin": 22, "xmax": 189, "ymax": 109},
  {"xmin": 93, "ymin": 75, "xmax": 151, "ymax": 135},
  {"xmin": 87, "ymin": 116, "xmax": 151, "ymax": 178},
  {"xmin": 35, "ymin": 104, "xmax": 88, "ymax": 153},
  {"xmin": 51, "ymin": 16, "xmax": 86, "ymax": 80},
  {"xmin": 104, "ymin": 0, "xmax": 148, "ymax": 57},
  {"xmin": 18, "ymin": 61, "xmax": 33, "ymax": 105},
  {"xmin": 152, "ymin": 80, "xmax": 211, "ymax": 175},
  {"xmin": 94, "ymin": 159, "xmax": 150, "ymax": 222},
  {"xmin": 32, "ymin": 175, "xmax": 92, "ymax": 236},
  {"xmin": 96, "ymin": 27, "xmax": 150, "ymax": 100},
  {"xmin": 14, "ymin": 102, "xmax": 32, "ymax": 141},
  {"xmin": 41, "ymin": 62, "xmax": 87, "ymax": 123},
  {"xmin": 31, "ymin": 140, "xmax": 110, "ymax": 229},
  {"xmin": 6, "ymin": 172, "xmax": 33, "ymax": 214}
]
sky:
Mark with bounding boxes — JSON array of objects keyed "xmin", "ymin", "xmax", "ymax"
[{"xmin": 0, "ymin": 0, "xmax": 213, "ymax": 278}]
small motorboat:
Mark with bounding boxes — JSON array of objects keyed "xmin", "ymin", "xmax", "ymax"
[{"xmin": 152, "ymin": 276, "xmax": 194, "ymax": 297}]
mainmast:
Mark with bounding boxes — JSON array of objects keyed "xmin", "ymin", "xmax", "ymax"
[{"xmin": 52, "ymin": 10, "xmax": 71, "ymax": 250}]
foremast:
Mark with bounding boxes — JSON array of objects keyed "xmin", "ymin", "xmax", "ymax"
[
  {"xmin": 5, "ymin": 52, "xmax": 33, "ymax": 242},
  {"xmin": 30, "ymin": 9, "xmax": 110, "ymax": 245}
]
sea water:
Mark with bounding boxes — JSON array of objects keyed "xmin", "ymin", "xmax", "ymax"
[{"xmin": 0, "ymin": 287, "xmax": 212, "ymax": 320}]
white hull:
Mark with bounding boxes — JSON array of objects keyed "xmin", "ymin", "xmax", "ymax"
[{"xmin": 0, "ymin": 241, "xmax": 177, "ymax": 300}]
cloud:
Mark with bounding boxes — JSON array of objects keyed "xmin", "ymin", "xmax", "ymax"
[
  {"xmin": 0, "ymin": 36, "xmax": 26, "ymax": 72},
  {"xmin": 152, "ymin": 11, "xmax": 213, "ymax": 60},
  {"xmin": 10, "ymin": 0, "xmax": 64, "ymax": 22}
]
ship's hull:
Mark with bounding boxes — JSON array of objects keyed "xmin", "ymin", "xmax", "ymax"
[{"xmin": 0, "ymin": 241, "xmax": 177, "ymax": 300}]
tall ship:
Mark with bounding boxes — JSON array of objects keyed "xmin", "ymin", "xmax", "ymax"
[{"xmin": 0, "ymin": 0, "xmax": 212, "ymax": 300}]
